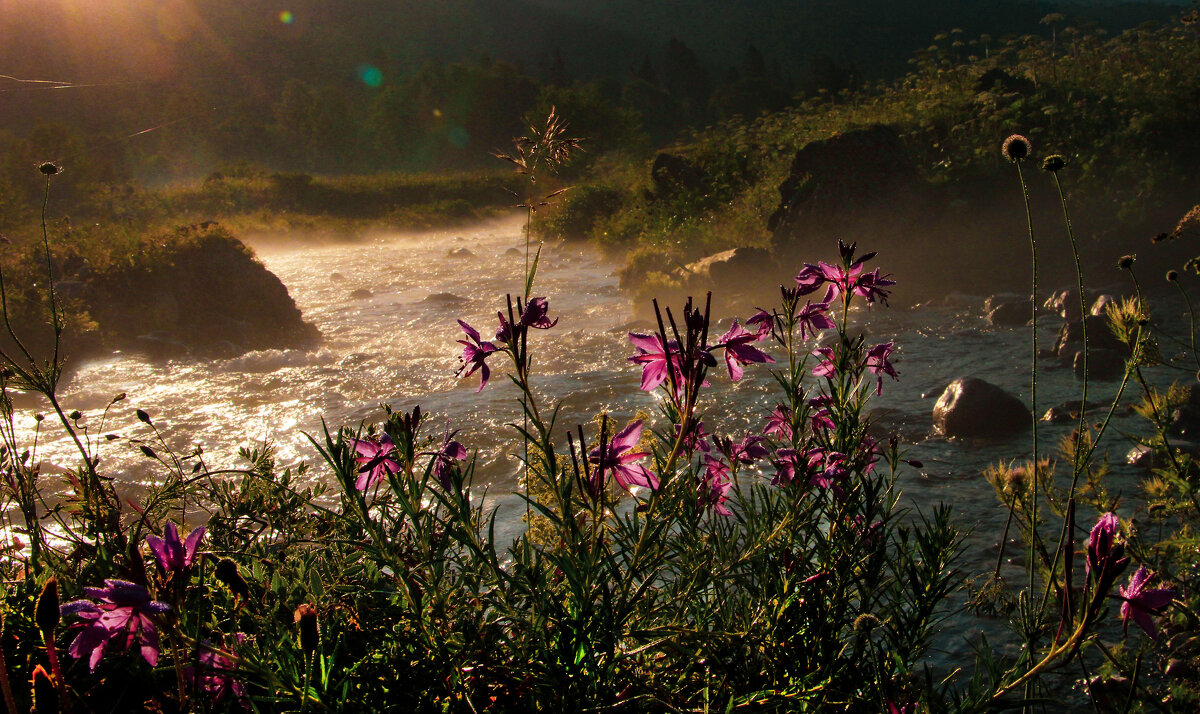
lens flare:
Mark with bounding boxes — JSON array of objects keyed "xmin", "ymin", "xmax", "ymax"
[
  {"xmin": 357, "ymin": 64, "xmax": 383, "ymax": 87},
  {"xmin": 279, "ymin": 11, "xmax": 294, "ymax": 25}
]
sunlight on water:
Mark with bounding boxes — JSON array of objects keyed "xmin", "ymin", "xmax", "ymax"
[{"xmin": 11, "ymin": 215, "xmax": 1178, "ymax": 668}]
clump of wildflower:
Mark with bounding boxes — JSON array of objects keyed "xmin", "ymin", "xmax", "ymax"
[
  {"xmin": 1002, "ymin": 134, "xmax": 1031, "ymax": 162},
  {"xmin": 60, "ymin": 580, "xmax": 170, "ymax": 671}
]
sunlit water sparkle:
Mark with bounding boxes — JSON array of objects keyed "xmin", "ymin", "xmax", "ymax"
[{"xmin": 11, "ymin": 215, "xmax": 1180, "ymax": 687}]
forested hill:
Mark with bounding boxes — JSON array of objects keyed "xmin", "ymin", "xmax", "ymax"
[
  {"xmin": 0, "ymin": 0, "xmax": 1186, "ymax": 182},
  {"xmin": 3, "ymin": 0, "xmax": 1182, "ymax": 107}
]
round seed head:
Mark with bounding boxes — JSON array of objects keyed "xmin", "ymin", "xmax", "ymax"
[
  {"xmin": 1167, "ymin": 270, "xmax": 1179, "ymax": 282},
  {"xmin": 37, "ymin": 162, "xmax": 61, "ymax": 176},
  {"xmin": 1001, "ymin": 134, "xmax": 1031, "ymax": 162},
  {"xmin": 1118, "ymin": 254, "xmax": 1135, "ymax": 270},
  {"xmin": 1041, "ymin": 154, "xmax": 1067, "ymax": 172}
]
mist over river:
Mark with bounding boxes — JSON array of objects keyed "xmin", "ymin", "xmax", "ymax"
[{"xmin": 17, "ymin": 215, "xmax": 1175, "ymax": 674}]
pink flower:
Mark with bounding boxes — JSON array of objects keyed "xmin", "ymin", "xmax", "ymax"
[
  {"xmin": 60, "ymin": 580, "xmax": 170, "ymax": 671},
  {"xmin": 764, "ymin": 405, "xmax": 794, "ymax": 441},
  {"xmin": 699, "ymin": 457, "xmax": 733, "ymax": 515},
  {"xmin": 1119, "ymin": 566, "xmax": 1175, "ymax": 640},
  {"xmin": 589, "ymin": 420, "xmax": 659, "ymax": 491},
  {"xmin": 456, "ymin": 320, "xmax": 501, "ymax": 392},
  {"xmin": 865, "ymin": 342, "xmax": 899, "ymax": 395},
  {"xmin": 352, "ymin": 434, "xmax": 401, "ymax": 491},
  {"xmin": 146, "ymin": 522, "xmax": 205, "ymax": 574},
  {"xmin": 716, "ymin": 319, "xmax": 774, "ymax": 381},
  {"xmin": 628, "ymin": 332, "xmax": 682, "ymax": 392},
  {"xmin": 811, "ymin": 347, "xmax": 837, "ymax": 379}
]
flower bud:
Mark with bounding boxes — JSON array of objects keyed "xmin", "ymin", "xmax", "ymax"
[
  {"xmin": 35, "ymin": 577, "xmax": 59, "ymax": 636},
  {"xmin": 294, "ymin": 603, "xmax": 319, "ymax": 656},
  {"xmin": 214, "ymin": 558, "xmax": 250, "ymax": 600}
]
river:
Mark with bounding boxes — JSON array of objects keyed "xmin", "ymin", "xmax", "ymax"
[{"xmin": 12, "ymin": 214, "xmax": 1176, "ymax": 682}]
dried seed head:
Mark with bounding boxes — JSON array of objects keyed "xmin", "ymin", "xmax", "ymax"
[
  {"xmin": 1041, "ymin": 154, "xmax": 1067, "ymax": 172},
  {"xmin": 38, "ymin": 162, "xmax": 61, "ymax": 176},
  {"xmin": 1167, "ymin": 270, "xmax": 1179, "ymax": 282},
  {"xmin": 1118, "ymin": 254, "xmax": 1136, "ymax": 270},
  {"xmin": 1001, "ymin": 134, "xmax": 1031, "ymax": 162}
]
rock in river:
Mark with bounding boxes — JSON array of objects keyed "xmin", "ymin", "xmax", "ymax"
[{"xmin": 933, "ymin": 377, "xmax": 1031, "ymax": 438}]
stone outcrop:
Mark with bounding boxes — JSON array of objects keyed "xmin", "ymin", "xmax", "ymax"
[
  {"xmin": 768, "ymin": 125, "xmax": 923, "ymax": 250},
  {"xmin": 73, "ymin": 223, "xmax": 319, "ymax": 359},
  {"xmin": 933, "ymin": 377, "xmax": 1031, "ymax": 438}
]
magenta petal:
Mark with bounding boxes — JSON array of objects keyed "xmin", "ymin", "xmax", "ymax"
[
  {"xmin": 183, "ymin": 527, "xmax": 206, "ymax": 566},
  {"xmin": 610, "ymin": 420, "xmax": 644, "ymax": 452},
  {"xmin": 628, "ymin": 332, "xmax": 663, "ymax": 352}
]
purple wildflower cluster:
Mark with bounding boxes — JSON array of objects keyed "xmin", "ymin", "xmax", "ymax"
[
  {"xmin": 457, "ymin": 296, "xmax": 557, "ymax": 391},
  {"xmin": 350, "ymin": 423, "xmax": 467, "ymax": 492},
  {"xmin": 793, "ymin": 240, "xmax": 895, "ymax": 307},
  {"xmin": 1086, "ymin": 513, "xmax": 1177, "ymax": 639},
  {"xmin": 61, "ymin": 579, "xmax": 170, "ymax": 671}
]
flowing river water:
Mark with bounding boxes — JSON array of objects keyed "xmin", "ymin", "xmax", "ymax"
[{"xmin": 12, "ymin": 214, "xmax": 1180, "ymax": 682}]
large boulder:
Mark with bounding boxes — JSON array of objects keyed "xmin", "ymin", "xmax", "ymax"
[
  {"xmin": 933, "ymin": 377, "xmax": 1032, "ymax": 438},
  {"xmin": 768, "ymin": 125, "xmax": 923, "ymax": 248},
  {"xmin": 83, "ymin": 223, "xmax": 320, "ymax": 357},
  {"xmin": 1054, "ymin": 315, "xmax": 1126, "ymax": 362},
  {"xmin": 679, "ymin": 246, "xmax": 777, "ymax": 293}
]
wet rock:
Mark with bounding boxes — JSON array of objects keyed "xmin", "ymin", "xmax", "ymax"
[
  {"xmin": 447, "ymin": 247, "xmax": 475, "ymax": 259},
  {"xmin": 983, "ymin": 293, "xmax": 1024, "ymax": 313},
  {"xmin": 986, "ymin": 301, "xmax": 1028, "ymax": 327},
  {"xmin": 422, "ymin": 292, "xmax": 467, "ymax": 305},
  {"xmin": 1054, "ymin": 315, "xmax": 1125, "ymax": 362},
  {"xmin": 1169, "ymin": 404, "xmax": 1200, "ymax": 438},
  {"xmin": 932, "ymin": 377, "xmax": 1031, "ymax": 438},
  {"xmin": 1090, "ymin": 294, "xmax": 1117, "ymax": 316},
  {"xmin": 680, "ymin": 247, "xmax": 775, "ymax": 293},
  {"xmin": 1044, "ymin": 288, "xmax": 1084, "ymax": 321},
  {"xmin": 1073, "ymin": 348, "xmax": 1125, "ymax": 382},
  {"xmin": 1127, "ymin": 444, "xmax": 1155, "ymax": 468},
  {"xmin": 349, "ymin": 288, "xmax": 372, "ymax": 300},
  {"xmin": 134, "ymin": 332, "xmax": 192, "ymax": 359},
  {"xmin": 1042, "ymin": 406, "xmax": 1073, "ymax": 423}
]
